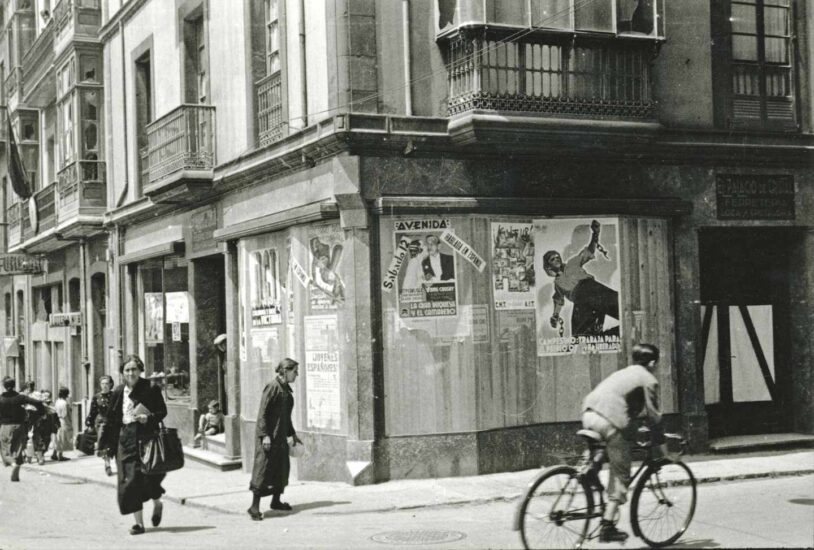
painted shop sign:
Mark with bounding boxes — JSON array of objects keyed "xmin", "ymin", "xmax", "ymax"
[
  {"xmin": 0, "ymin": 253, "xmax": 43, "ymax": 275},
  {"xmin": 49, "ymin": 312, "xmax": 83, "ymax": 327},
  {"xmin": 716, "ymin": 174, "xmax": 795, "ymax": 220}
]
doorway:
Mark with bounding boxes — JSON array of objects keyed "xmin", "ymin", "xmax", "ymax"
[{"xmin": 699, "ymin": 228, "xmax": 795, "ymax": 438}]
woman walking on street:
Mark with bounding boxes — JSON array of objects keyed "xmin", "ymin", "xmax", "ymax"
[
  {"xmin": 248, "ymin": 358, "xmax": 303, "ymax": 521},
  {"xmin": 87, "ymin": 375, "xmax": 115, "ymax": 476},
  {"xmin": 53, "ymin": 387, "xmax": 73, "ymax": 461},
  {"xmin": 31, "ymin": 390, "xmax": 60, "ymax": 465},
  {"xmin": 0, "ymin": 377, "xmax": 45, "ymax": 481},
  {"xmin": 100, "ymin": 355, "xmax": 168, "ymax": 535}
]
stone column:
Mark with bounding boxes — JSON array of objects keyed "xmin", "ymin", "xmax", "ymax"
[{"xmin": 223, "ymin": 243, "xmax": 242, "ymax": 459}]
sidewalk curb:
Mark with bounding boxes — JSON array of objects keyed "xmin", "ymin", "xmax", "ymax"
[{"xmin": 22, "ymin": 465, "xmax": 814, "ymax": 517}]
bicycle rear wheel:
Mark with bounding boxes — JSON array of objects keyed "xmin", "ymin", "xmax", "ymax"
[
  {"xmin": 518, "ymin": 465, "xmax": 594, "ymax": 549},
  {"xmin": 630, "ymin": 459, "xmax": 697, "ymax": 548}
]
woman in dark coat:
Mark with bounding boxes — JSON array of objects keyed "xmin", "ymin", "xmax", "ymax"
[
  {"xmin": 248, "ymin": 358, "xmax": 303, "ymax": 520},
  {"xmin": 0, "ymin": 377, "xmax": 44, "ymax": 481},
  {"xmin": 100, "ymin": 355, "xmax": 168, "ymax": 535},
  {"xmin": 86, "ymin": 374, "xmax": 115, "ymax": 476}
]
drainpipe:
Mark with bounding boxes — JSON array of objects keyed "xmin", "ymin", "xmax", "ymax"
[
  {"xmin": 402, "ymin": 0, "xmax": 412, "ymax": 115},
  {"xmin": 116, "ymin": 20, "xmax": 130, "ymax": 207},
  {"xmin": 299, "ymin": 0, "xmax": 308, "ymax": 127}
]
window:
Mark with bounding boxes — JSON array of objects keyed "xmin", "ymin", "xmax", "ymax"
[
  {"xmin": 713, "ymin": 0, "xmax": 796, "ymax": 130},
  {"xmin": 16, "ymin": 290, "xmax": 24, "ymax": 336},
  {"xmin": 183, "ymin": 13, "xmax": 208, "ymax": 103},
  {"xmin": 265, "ymin": 0, "xmax": 280, "ymax": 75},
  {"xmin": 135, "ymin": 50, "xmax": 152, "ymax": 195},
  {"xmin": 5, "ymin": 292, "xmax": 13, "ymax": 335}
]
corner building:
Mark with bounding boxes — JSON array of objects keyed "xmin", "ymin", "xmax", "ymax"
[{"xmin": 6, "ymin": 0, "xmax": 809, "ymax": 483}]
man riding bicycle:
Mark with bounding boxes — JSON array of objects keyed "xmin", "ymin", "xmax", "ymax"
[{"xmin": 582, "ymin": 343, "xmax": 663, "ymax": 543}]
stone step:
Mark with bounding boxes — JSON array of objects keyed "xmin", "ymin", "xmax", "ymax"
[
  {"xmin": 708, "ymin": 433, "xmax": 814, "ymax": 453},
  {"xmin": 183, "ymin": 446, "xmax": 242, "ymax": 471},
  {"xmin": 202, "ymin": 433, "xmax": 227, "ymax": 454}
]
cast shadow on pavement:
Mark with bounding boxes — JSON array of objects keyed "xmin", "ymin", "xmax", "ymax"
[
  {"xmin": 664, "ymin": 538, "xmax": 721, "ymax": 549},
  {"xmin": 149, "ymin": 526, "xmax": 216, "ymax": 534},
  {"xmin": 788, "ymin": 498, "xmax": 814, "ymax": 506},
  {"xmin": 263, "ymin": 500, "xmax": 351, "ymax": 517}
]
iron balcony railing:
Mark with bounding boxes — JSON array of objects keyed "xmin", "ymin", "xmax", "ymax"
[
  {"xmin": 54, "ymin": 0, "xmax": 102, "ymax": 40},
  {"xmin": 446, "ymin": 32, "xmax": 655, "ymax": 119},
  {"xmin": 146, "ymin": 104, "xmax": 216, "ymax": 185},
  {"xmin": 56, "ymin": 159, "xmax": 106, "ymax": 224},
  {"xmin": 256, "ymin": 72, "xmax": 285, "ymax": 147}
]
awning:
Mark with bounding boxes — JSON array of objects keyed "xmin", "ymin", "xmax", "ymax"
[
  {"xmin": 214, "ymin": 201, "xmax": 339, "ymax": 242},
  {"xmin": 4, "ymin": 337, "xmax": 19, "ymax": 358},
  {"xmin": 119, "ymin": 241, "xmax": 185, "ymax": 265}
]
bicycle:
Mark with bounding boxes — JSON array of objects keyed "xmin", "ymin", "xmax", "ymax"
[{"xmin": 515, "ymin": 427, "xmax": 697, "ymax": 549}]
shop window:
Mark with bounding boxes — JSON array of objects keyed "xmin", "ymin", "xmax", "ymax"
[
  {"xmin": 32, "ymin": 286, "xmax": 51, "ymax": 321},
  {"xmin": 16, "ymin": 290, "xmax": 24, "ymax": 336},
  {"xmin": 378, "ymin": 215, "xmax": 677, "ymax": 436},
  {"xmin": 69, "ymin": 278, "xmax": 81, "ymax": 312},
  {"xmin": 4, "ymin": 292, "xmax": 12, "ymax": 335},
  {"xmin": 141, "ymin": 262, "xmax": 190, "ymax": 403},
  {"xmin": 712, "ymin": 0, "xmax": 797, "ymax": 130}
]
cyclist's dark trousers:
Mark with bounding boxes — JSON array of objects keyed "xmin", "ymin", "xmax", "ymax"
[{"xmin": 582, "ymin": 410, "xmax": 630, "ymax": 505}]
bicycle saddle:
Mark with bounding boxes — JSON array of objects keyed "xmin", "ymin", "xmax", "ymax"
[{"xmin": 576, "ymin": 429, "xmax": 604, "ymax": 443}]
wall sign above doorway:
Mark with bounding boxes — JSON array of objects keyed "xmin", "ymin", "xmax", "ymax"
[
  {"xmin": 716, "ymin": 174, "xmax": 795, "ymax": 220},
  {"xmin": 185, "ymin": 204, "xmax": 222, "ymax": 259}
]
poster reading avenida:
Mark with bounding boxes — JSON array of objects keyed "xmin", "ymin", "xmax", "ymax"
[
  {"xmin": 534, "ymin": 218, "xmax": 622, "ymax": 356},
  {"xmin": 388, "ymin": 219, "xmax": 458, "ymax": 318}
]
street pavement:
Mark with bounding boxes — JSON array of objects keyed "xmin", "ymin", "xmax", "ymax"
[
  {"xmin": 6, "ymin": 448, "xmax": 813, "ymax": 516},
  {"xmin": 0, "ymin": 468, "xmax": 811, "ymax": 548}
]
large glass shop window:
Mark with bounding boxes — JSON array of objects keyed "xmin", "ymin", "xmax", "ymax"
[
  {"xmin": 141, "ymin": 260, "xmax": 190, "ymax": 403},
  {"xmin": 379, "ymin": 215, "xmax": 677, "ymax": 436}
]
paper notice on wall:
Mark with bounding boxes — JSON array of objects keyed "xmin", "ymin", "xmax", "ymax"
[
  {"xmin": 248, "ymin": 248, "xmax": 282, "ymax": 327},
  {"xmin": 291, "ymin": 257, "xmax": 311, "ymax": 289},
  {"xmin": 250, "ymin": 327, "xmax": 279, "ymax": 362},
  {"xmin": 534, "ymin": 217, "xmax": 622, "ymax": 356},
  {"xmin": 472, "ymin": 304, "xmax": 490, "ymax": 343},
  {"xmin": 304, "ymin": 315, "xmax": 341, "ymax": 430},
  {"xmin": 171, "ymin": 322, "xmax": 181, "ymax": 342},
  {"xmin": 165, "ymin": 292, "xmax": 190, "ymax": 323},
  {"xmin": 144, "ymin": 293, "xmax": 164, "ymax": 345},
  {"xmin": 491, "ymin": 222, "xmax": 536, "ymax": 310},
  {"xmin": 440, "ymin": 229, "xmax": 486, "ymax": 272},
  {"xmin": 392, "ymin": 219, "xmax": 458, "ymax": 319}
]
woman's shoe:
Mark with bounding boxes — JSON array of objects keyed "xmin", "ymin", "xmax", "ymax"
[
  {"xmin": 151, "ymin": 501, "xmax": 163, "ymax": 527},
  {"xmin": 129, "ymin": 524, "xmax": 145, "ymax": 535},
  {"xmin": 270, "ymin": 501, "xmax": 292, "ymax": 511},
  {"xmin": 247, "ymin": 507, "xmax": 263, "ymax": 521},
  {"xmin": 10, "ymin": 465, "xmax": 20, "ymax": 482},
  {"xmin": 105, "ymin": 464, "xmax": 113, "ymax": 476}
]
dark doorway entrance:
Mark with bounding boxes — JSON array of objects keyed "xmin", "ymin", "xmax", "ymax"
[
  {"xmin": 191, "ymin": 256, "xmax": 226, "ymax": 415},
  {"xmin": 699, "ymin": 228, "xmax": 796, "ymax": 438}
]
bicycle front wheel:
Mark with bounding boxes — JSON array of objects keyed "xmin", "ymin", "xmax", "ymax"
[
  {"xmin": 630, "ymin": 459, "xmax": 697, "ymax": 548},
  {"xmin": 518, "ymin": 465, "xmax": 594, "ymax": 549}
]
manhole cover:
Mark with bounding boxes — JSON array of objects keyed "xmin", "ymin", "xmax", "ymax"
[{"xmin": 371, "ymin": 530, "xmax": 466, "ymax": 546}]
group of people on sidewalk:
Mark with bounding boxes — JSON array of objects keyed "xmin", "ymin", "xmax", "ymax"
[{"xmin": 1, "ymin": 353, "xmax": 304, "ymax": 536}]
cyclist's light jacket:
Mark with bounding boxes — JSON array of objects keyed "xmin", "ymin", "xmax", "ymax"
[{"xmin": 582, "ymin": 364, "xmax": 662, "ymax": 436}]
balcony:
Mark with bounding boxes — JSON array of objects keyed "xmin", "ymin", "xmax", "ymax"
[
  {"xmin": 0, "ymin": 106, "xmax": 8, "ymax": 143},
  {"xmin": 256, "ymin": 72, "xmax": 285, "ymax": 147},
  {"xmin": 5, "ymin": 68, "xmax": 22, "ymax": 103},
  {"xmin": 22, "ymin": 22, "xmax": 56, "ymax": 108},
  {"xmin": 144, "ymin": 104, "xmax": 216, "ymax": 203},
  {"xmin": 54, "ymin": 0, "xmax": 102, "ymax": 51},
  {"xmin": 56, "ymin": 159, "xmax": 106, "ymax": 238},
  {"xmin": 446, "ymin": 32, "xmax": 655, "ymax": 120}
]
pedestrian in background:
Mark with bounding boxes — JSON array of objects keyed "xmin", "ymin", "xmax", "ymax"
[
  {"xmin": 0, "ymin": 377, "xmax": 44, "ymax": 481},
  {"xmin": 87, "ymin": 375, "xmax": 115, "ymax": 476},
  {"xmin": 53, "ymin": 387, "xmax": 73, "ymax": 461},
  {"xmin": 31, "ymin": 389, "xmax": 60, "ymax": 465},
  {"xmin": 100, "ymin": 355, "xmax": 168, "ymax": 535},
  {"xmin": 247, "ymin": 358, "xmax": 303, "ymax": 521}
]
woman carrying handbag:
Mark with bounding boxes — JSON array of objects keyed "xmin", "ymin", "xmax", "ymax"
[{"xmin": 100, "ymin": 355, "xmax": 168, "ymax": 535}]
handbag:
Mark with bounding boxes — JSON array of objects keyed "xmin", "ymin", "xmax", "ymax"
[
  {"xmin": 139, "ymin": 422, "xmax": 185, "ymax": 475},
  {"xmin": 75, "ymin": 430, "xmax": 98, "ymax": 456}
]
